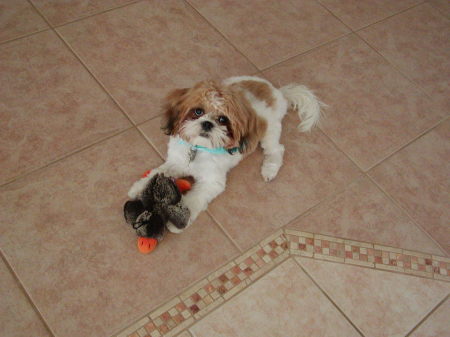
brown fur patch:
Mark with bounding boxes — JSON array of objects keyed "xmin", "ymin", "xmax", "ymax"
[
  {"xmin": 230, "ymin": 89, "xmax": 267, "ymax": 154},
  {"xmin": 230, "ymin": 80, "xmax": 275, "ymax": 108},
  {"xmin": 161, "ymin": 88, "xmax": 189, "ymax": 135}
]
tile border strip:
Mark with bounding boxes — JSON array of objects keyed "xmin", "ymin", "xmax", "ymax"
[
  {"xmin": 115, "ymin": 229, "xmax": 449, "ymax": 337},
  {"xmin": 286, "ymin": 230, "xmax": 449, "ymax": 280}
]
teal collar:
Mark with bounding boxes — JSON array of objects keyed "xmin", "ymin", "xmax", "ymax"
[{"xmin": 178, "ymin": 138, "xmax": 240, "ymax": 155}]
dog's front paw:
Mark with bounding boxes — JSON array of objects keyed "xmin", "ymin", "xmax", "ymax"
[
  {"xmin": 261, "ymin": 162, "xmax": 280, "ymax": 182},
  {"xmin": 167, "ymin": 221, "xmax": 184, "ymax": 234},
  {"xmin": 181, "ymin": 195, "xmax": 205, "ymax": 226},
  {"xmin": 127, "ymin": 177, "xmax": 151, "ymax": 199}
]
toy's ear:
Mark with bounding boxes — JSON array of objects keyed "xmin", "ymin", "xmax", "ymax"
[{"xmin": 161, "ymin": 88, "xmax": 189, "ymax": 135}]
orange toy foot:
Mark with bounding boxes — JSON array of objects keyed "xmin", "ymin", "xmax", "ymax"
[
  {"xmin": 175, "ymin": 178, "xmax": 192, "ymax": 193},
  {"xmin": 137, "ymin": 237, "xmax": 158, "ymax": 254}
]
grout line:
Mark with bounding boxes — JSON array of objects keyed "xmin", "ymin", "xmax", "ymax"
[
  {"xmin": 260, "ymin": 31, "xmax": 353, "ymax": 73},
  {"xmin": 314, "ymin": 0, "xmax": 423, "ymax": 94},
  {"xmin": 354, "ymin": 29, "xmax": 434, "ymax": 101},
  {"xmin": 293, "ymin": 257, "xmax": 366, "ymax": 337},
  {"xmin": 28, "ymin": 0, "xmax": 138, "ymax": 127},
  {"xmin": 282, "ymin": 175, "xmax": 365, "ymax": 229},
  {"xmin": 53, "ymin": 29, "xmax": 138, "ymax": 126},
  {"xmin": 135, "ymin": 113, "xmax": 164, "ymax": 128},
  {"xmin": 404, "ymin": 294, "xmax": 449, "ymax": 336},
  {"xmin": 113, "ymin": 228, "xmax": 449, "ymax": 336},
  {"xmin": 206, "ymin": 210, "xmax": 244, "ymax": 253},
  {"xmin": 366, "ymin": 115, "xmax": 449, "ymax": 172},
  {"xmin": 286, "ymin": 229, "xmax": 450, "ymax": 281},
  {"xmin": 314, "ymin": 116, "xmax": 449, "ymax": 257},
  {"xmin": 315, "ymin": 0, "xmax": 354, "ymax": 31},
  {"xmin": 0, "ymin": 27, "xmax": 51, "ymax": 46},
  {"xmin": 316, "ymin": 123, "xmax": 364, "ymax": 171},
  {"xmin": 111, "ymin": 232, "xmax": 289, "ymax": 337},
  {"xmin": 290, "ymin": 247, "xmax": 441, "ymax": 283},
  {"xmin": 0, "ymin": 125, "xmax": 135, "ymax": 189},
  {"xmin": 279, "ymin": 127, "xmax": 364, "ymax": 229},
  {"xmin": 427, "ymin": 0, "xmax": 450, "ymax": 20},
  {"xmin": 26, "ymin": 0, "xmax": 52, "ymax": 27},
  {"xmin": 345, "ymin": 1, "xmax": 427, "ymax": 32},
  {"xmin": 108, "ymin": 247, "xmax": 239, "ymax": 337},
  {"xmin": 317, "ymin": 1, "xmax": 442, "ymax": 126},
  {"xmin": 49, "ymin": 0, "xmax": 146, "ymax": 28},
  {"xmin": 366, "ymin": 173, "xmax": 449, "ymax": 257},
  {"xmin": 0, "ymin": 1, "xmax": 170, "ymax": 188},
  {"xmin": 316, "ymin": 127, "xmax": 363, "ymax": 175},
  {"xmin": 164, "ymin": 254, "xmax": 290, "ymax": 337},
  {"xmin": 134, "ymin": 126, "xmax": 167, "ymax": 162},
  {"xmin": 183, "ymin": 0, "xmax": 259, "ymax": 73},
  {"xmin": 353, "ymin": 1, "xmax": 428, "ymax": 32},
  {"xmin": 0, "ymin": 250, "xmax": 57, "ymax": 337},
  {"xmin": 319, "ymin": 120, "xmax": 449, "ymax": 256}
]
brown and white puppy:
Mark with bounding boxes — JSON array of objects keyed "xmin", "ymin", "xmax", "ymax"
[{"xmin": 128, "ymin": 76, "xmax": 322, "ymax": 233}]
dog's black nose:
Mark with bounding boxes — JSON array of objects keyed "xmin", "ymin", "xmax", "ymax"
[{"xmin": 201, "ymin": 121, "xmax": 214, "ymax": 131}]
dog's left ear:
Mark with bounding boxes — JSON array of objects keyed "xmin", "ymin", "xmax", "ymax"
[{"xmin": 161, "ymin": 88, "xmax": 189, "ymax": 135}]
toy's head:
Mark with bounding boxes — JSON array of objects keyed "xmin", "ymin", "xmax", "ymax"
[{"xmin": 140, "ymin": 174, "xmax": 181, "ymax": 211}]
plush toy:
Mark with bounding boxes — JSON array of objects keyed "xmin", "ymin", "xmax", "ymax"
[{"xmin": 123, "ymin": 170, "xmax": 192, "ymax": 253}]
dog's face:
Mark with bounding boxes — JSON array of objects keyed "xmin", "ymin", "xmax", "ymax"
[{"xmin": 162, "ymin": 80, "xmax": 265, "ymax": 153}]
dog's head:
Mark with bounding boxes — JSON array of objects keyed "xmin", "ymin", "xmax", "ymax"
[{"xmin": 161, "ymin": 80, "xmax": 266, "ymax": 154}]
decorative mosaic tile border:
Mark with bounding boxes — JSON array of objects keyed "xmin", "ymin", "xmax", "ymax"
[
  {"xmin": 115, "ymin": 229, "xmax": 449, "ymax": 337},
  {"xmin": 115, "ymin": 230, "xmax": 289, "ymax": 337},
  {"xmin": 286, "ymin": 229, "xmax": 449, "ymax": 281}
]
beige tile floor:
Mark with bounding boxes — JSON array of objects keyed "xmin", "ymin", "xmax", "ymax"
[{"xmin": 0, "ymin": 1, "xmax": 449, "ymax": 336}]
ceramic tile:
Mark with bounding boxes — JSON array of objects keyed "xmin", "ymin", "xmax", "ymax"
[
  {"xmin": 318, "ymin": 0, "xmax": 421, "ymax": 30},
  {"xmin": 369, "ymin": 119, "xmax": 450, "ymax": 254},
  {"xmin": 263, "ymin": 34, "xmax": 447, "ymax": 170},
  {"xmin": 0, "ymin": 30, "xmax": 130, "ymax": 185},
  {"xmin": 0, "ymin": 129, "xmax": 238, "ymax": 337},
  {"xmin": 410, "ymin": 298, "xmax": 450, "ymax": 337},
  {"xmin": 0, "ymin": 259, "xmax": 52, "ymax": 337},
  {"xmin": 57, "ymin": 0, "xmax": 256, "ymax": 124},
  {"xmin": 138, "ymin": 117, "xmax": 168, "ymax": 159},
  {"xmin": 0, "ymin": 0, "xmax": 48, "ymax": 43},
  {"xmin": 359, "ymin": 4, "xmax": 450, "ymax": 108},
  {"xmin": 190, "ymin": 259, "xmax": 360, "ymax": 337},
  {"xmin": 188, "ymin": 0, "xmax": 349, "ymax": 69},
  {"xmin": 288, "ymin": 176, "xmax": 444, "ymax": 255},
  {"xmin": 298, "ymin": 257, "xmax": 450, "ymax": 337},
  {"xmin": 213, "ymin": 116, "xmax": 359, "ymax": 250},
  {"xmin": 429, "ymin": 0, "xmax": 450, "ymax": 17},
  {"xmin": 30, "ymin": 0, "xmax": 137, "ymax": 26}
]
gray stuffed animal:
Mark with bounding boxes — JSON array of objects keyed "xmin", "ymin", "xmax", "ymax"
[{"xmin": 123, "ymin": 173, "xmax": 190, "ymax": 242}]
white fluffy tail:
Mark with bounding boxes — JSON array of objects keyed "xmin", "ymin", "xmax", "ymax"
[{"xmin": 280, "ymin": 84, "xmax": 323, "ymax": 132}]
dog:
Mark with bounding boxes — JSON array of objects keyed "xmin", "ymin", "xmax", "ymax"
[{"xmin": 128, "ymin": 76, "xmax": 322, "ymax": 233}]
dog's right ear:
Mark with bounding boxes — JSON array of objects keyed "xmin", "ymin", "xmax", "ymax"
[{"xmin": 161, "ymin": 88, "xmax": 189, "ymax": 135}]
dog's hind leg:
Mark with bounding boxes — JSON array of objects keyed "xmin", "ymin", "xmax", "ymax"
[{"xmin": 260, "ymin": 119, "xmax": 285, "ymax": 182}]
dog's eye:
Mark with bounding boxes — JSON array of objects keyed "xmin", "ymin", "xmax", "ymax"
[
  {"xmin": 193, "ymin": 108, "xmax": 204, "ymax": 117},
  {"xmin": 218, "ymin": 116, "xmax": 228, "ymax": 124}
]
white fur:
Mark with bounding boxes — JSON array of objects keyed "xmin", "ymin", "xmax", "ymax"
[
  {"xmin": 280, "ymin": 84, "xmax": 323, "ymax": 132},
  {"xmin": 128, "ymin": 76, "xmax": 322, "ymax": 232},
  {"xmin": 180, "ymin": 115, "xmax": 229, "ymax": 148}
]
